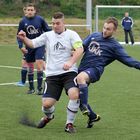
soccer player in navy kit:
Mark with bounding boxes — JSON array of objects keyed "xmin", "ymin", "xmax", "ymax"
[
  {"xmin": 76, "ymin": 17, "xmax": 140, "ymax": 128},
  {"xmin": 16, "ymin": 6, "xmax": 34, "ymax": 87},
  {"xmin": 17, "ymin": 3, "xmax": 51, "ymax": 94}
]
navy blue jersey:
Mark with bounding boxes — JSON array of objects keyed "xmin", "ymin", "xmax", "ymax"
[
  {"xmin": 121, "ymin": 16, "xmax": 133, "ymax": 31},
  {"xmin": 79, "ymin": 32, "xmax": 140, "ymax": 73},
  {"xmin": 17, "ymin": 15, "xmax": 51, "ymax": 49}
]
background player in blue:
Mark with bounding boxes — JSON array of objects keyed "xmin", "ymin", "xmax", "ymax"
[
  {"xmin": 17, "ymin": 3, "xmax": 51, "ymax": 94},
  {"xmin": 121, "ymin": 12, "xmax": 134, "ymax": 45},
  {"xmin": 16, "ymin": 6, "xmax": 34, "ymax": 87},
  {"xmin": 76, "ymin": 17, "xmax": 140, "ymax": 128}
]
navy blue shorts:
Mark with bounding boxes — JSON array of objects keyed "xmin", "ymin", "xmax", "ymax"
[
  {"xmin": 82, "ymin": 67, "xmax": 104, "ymax": 83},
  {"xmin": 24, "ymin": 46, "xmax": 45, "ymax": 63},
  {"xmin": 42, "ymin": 72, "xmax": 78, "ymax": 101}
]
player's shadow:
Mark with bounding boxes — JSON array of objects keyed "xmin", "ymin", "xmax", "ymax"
[{"xmin": 19, "ymin": 112, "xmax": 37, "ymax": 128}]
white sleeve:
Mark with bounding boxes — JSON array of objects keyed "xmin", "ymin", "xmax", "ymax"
[
  {"xmin": 70, "ymin": 31, "xmax": 82, "ymax": 48},
  {"xmin": 32, "ymin": 33, "xmax": 47, "ymax": 48}
]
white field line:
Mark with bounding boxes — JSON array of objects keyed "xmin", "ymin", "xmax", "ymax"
[
  {"xmin": 0, "ymin": 65, "xmax": 21, "ymax": 69},
  {"xmin": 0, "ymin": 78, "xmax": 46, "ymax": 86},
  {"xmin": 0, "ymin": 79, "xmax": 37, "ymax": 86},
  {"xmin": 0, "ymin": 65, "xmax": 37, "ymax": 71},
  {"xmin": 0, "ymin": 65, "xmax": 44, "ymax": 86}
]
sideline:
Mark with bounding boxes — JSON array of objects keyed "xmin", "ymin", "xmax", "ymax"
[
  {"xmin": 0, "ymin": 65, "xmax": 44, "ymax": 86},
  {"xmin": 0, "ymin": 79, "xmax": 46, "ymax": 86},
  {"xmin": 0, "ymin": 65, "xmax": 37, "ymax": 71},
  {"xmin": 0, "ymin": 65, "xmax": 21, "ymax": 69},
  {"xmin": 0, "ymin": 80, "xmax": 37, "ymax": 86}
]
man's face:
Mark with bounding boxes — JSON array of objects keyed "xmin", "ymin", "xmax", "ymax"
[
  {"xmin": 25, "ymin": 6, "xmax": 36, "ymax": 18},
  {"xmin": 125, "ymin": 12, "xmax": 129, "ymax": 17},
  {"xmin": 52, "ymin": 18, "xmax": 65, "ymax": 34},
  {"xmin": 102, "ymin": 22, "xmax": 116, "ymax": 38}
]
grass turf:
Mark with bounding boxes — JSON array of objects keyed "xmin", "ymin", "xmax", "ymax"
[{"xmin": 0, "ymin": 45, "xmax": 140, "ymax": 140}]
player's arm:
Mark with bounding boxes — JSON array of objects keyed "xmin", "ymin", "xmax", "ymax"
[
  {"xmin": 17, "ymin": 20, "xmax": 25, "ymax": 49},
  {"xmin": 70, "ymin": 41, "xmax": 83, "ymax": 64},
  {"xmin": 121, "ymin": 18, "xmax": 125, "ymax": 28},
  {"xmin": 17, "ymin": 30, "xmax": 34, "ymax": 48},
  {"xmin": 116, "ymin": 45, "xmax": 140, "ymax": 69},
  {"xmin": 63, "ymin": 41, "xmax": 83, "ymax": 70}
]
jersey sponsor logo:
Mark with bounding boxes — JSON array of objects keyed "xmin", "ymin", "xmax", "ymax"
[
  {"xmin": 26, "ymin": 25, "xmax": 39, "ymax": 34},
  {"xmin": 125, "ymin": 20, "xmax": 131, "ymax": 23},
  {"xmin": 88, "ymin": 41, "xmax": 102, "ymax": 56},
  {"xmin": 54, "ymin": 42, "xmax": 65, "ymax": 51},
  {"xmin": 86, "ymin": 70, "xmax": 90, "ymax": 74}
]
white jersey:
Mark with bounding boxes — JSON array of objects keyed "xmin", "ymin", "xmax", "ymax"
[{"xmin": 32, "ymin": 29, "xmax": 82, "ymax": 77}]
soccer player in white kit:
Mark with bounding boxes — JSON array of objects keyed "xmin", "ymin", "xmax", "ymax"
[{"xmin": 17, "ymin": 12, "xmax": 83, "ymax": 133}]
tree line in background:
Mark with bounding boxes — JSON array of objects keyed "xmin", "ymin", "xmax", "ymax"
[{"xmin": 0, "ymin": 0, "xmax": 140, "ymax": 18}]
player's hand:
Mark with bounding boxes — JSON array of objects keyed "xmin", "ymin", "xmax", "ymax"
[
  {"xmin": 20, "ymin": 47, "xmax": 28, "ymax": 54},
  {"xmin": 17, "ymin": 30, "xmax": 26, "ymax": 41},
  {"xmin": 63, "ymin": 61, "xmax": 73, "ymax": 71}
]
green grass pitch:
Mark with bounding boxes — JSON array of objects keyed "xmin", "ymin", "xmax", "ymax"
[{"xmin": 0, "ymin": 44, "xmax": 140, "ymax": 140}]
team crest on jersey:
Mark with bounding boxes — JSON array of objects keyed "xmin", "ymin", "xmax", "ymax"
[
  {"xmin": 88, "ymin": 41, "xmax": 102, "ymax": 56},
  {"xmin": 26, "ymin": 25, "xmax": 39, "ymax": 34},
  {"xmin": 54, "ymin": 42, "xmax": 65, "ymax": 51}
]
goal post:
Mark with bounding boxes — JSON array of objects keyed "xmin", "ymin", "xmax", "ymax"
[
  {"xmin": 94, "ymin": 5, "xmax": 140, "ymax": 44},
  {"xmin": 86, "ymin": 0, "xmax": 92, "ymax": 33}
]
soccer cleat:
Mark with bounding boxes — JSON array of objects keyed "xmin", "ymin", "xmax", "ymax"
[
  {"xmin": 27, "ymin": 89, "xmax": 35, "ymax": 94},
  {"xmin": 65, "ymin": 123, "xmax": 76, "ymax": 133},
  {"xmin": 16, "ymin": 81, "xmax": 25, "ymax": 87},
  {"xmin": 37, "ymin": 115, "xmax": 54, "ymax": 128},
  {"xmin": 87, "ymin": 114, "xmax": 101, "ymax": 128},
  {"xmin": 79, "ymin": 104, "xmax": 90, "ymax": 115}
]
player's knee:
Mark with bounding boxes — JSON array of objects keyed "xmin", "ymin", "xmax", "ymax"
[
  {"xmin": 36, "ymin": 60, "xmax": 44, "ymax": 71},
  {"xmin": 76, "ymin": 72, "xmax": 89, "ymax": 84},
  {"xmin": 68, "ymin": 88, "xmax": 79, "ymax": 100},
  {"xmin": 42, "ymin": 98, "xmax": 55, "ymax": 108},
  {"xmin": 42, "ymin": 101, "xmax": 52, "ymax": 108}
]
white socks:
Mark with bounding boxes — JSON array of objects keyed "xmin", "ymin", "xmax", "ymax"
[
  {"xmin": 66, "ymin": 99, "xmax": 80, "ymax": 124},
  {"xmin": 42, "ymin": 106, "xmax": 55, "ymax": 119}
]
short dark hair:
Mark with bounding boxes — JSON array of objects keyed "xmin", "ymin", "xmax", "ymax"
[
  {"xmin": 53, "ymin": 12, "xmax": 64, "ymax": 19},
  {"xmin": 105, "ymin": 17, "xmax": 118, "ymax": 30},
  {"xmin": 25, "ymin": 3, "xmax": 36, "ymax": 10}
]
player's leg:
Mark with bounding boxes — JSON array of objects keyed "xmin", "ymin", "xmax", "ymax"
[
  {"xmin": 37, "ymin": 76, "xmax": 63, "ymax": 128},
  {"xmin": 124, "ymin": 30, "xmax": 128, "ymax": 44},
  {"xmin": 26, "ymin": 50, "xmax": 35, "ymax": 94},
  {"xmin": 86, "ymin": 104, "xmax": 101, "ymax": 128},
  {"xmin": 64, "ymin": 72, "xmax": 80, "ymax": 133},
  {"xmin": 77, "ymin": 67, "xmax": 102, "ymax": 114},
  {"xmin": 27, "ymin": 62, "xmax": 35, "ymax": 94},
  {"xmin": 21, "ymin": 59, "xmax": 28, "ymax": 84},
  {"xmin": 35, "ymin": 47, "xmax": 45, "ymax": 95},
  {"xmin": 35, "ymin": 59, "xmax": 44, "ymax": 94},
  {"xmin": 129, "ymin": 30, "xmax": 134, "ymax": 45},
  {"xmin": 37, "ymin": 98, "xmax": 56, "ymax": 128},
  {"xmin": 16, "ymin": 58, "xmax": 28, "ymax": 87},
  {"xmin": 66, "ymin": 88, "xmax": 80, "ymax": 133},
  {"xmin": 77, "ymin": 68, "xmax": 103, "ymax": 128},
  {"xmin": 76, "ymin": 71, "xmax": 90, "ymax": 115}
]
